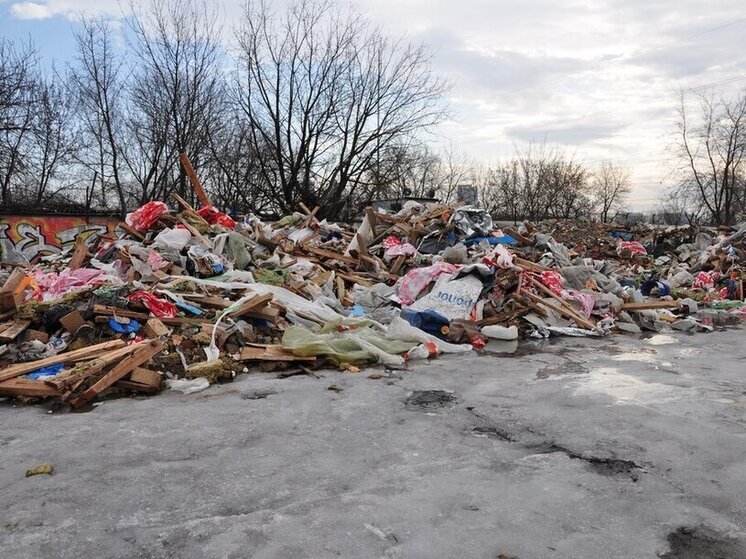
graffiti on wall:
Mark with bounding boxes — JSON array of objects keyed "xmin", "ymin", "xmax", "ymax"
[{"xmin": 0, "ymin": 215, "xmax": 119, "ymax": 263}]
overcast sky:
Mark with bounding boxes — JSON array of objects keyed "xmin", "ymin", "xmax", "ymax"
[{"xmin": 2, "ymin": 0, "xmax": 746, "ymax": 210}]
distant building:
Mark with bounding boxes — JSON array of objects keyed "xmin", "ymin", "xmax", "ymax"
[{"xmin": 457, "ymin": 184, "xmax": 477, "ymax": 206}]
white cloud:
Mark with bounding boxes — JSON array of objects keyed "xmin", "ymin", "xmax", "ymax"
[
  {"xmin": 7, "ymin": 0, "xmax": 746, "ymax": 210},
  {"xmin": 8, "ymin": 0, "xmax": 119, "ymax": 20},
  {"xmin": 10, "ymin": 1, "xmax": 52, "ymax": 19}
]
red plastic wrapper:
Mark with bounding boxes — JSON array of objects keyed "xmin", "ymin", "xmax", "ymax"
[
  {"xmin": 197, "ymin": 206, "xmax": 236, "ymax": 229},
  {"xmin": 692, "ymin": 271, "xmax": 716, "ymax": 290},
  {"xmin": 125, "ymin": 201, "xmax": 169, "ymax": 232},
  {"xmin": 616, "ymin": 240, "xmax": 647, "ymax": 256},
  {"xmin": 540, "ymin": 270, "xmax": 565, "ymax": 296},
  {"xmin": 128, "ymin": 291, "xmax": 178, "ymax": 319}
]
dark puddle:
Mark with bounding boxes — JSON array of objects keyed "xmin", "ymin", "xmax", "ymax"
[
  {"xmin": 660, "ymin": 526, "xmax": 746, "ymax": 558},
  {"xmin": 241, "ymin": 390, "xmax": 276, "ymax": 400},
  {"xmin": 469, "ymin": 410, "xmax": 642, "ymax": 480},
  {"xmin": 535, "ymin": 361, "xmax": 589, "ymax": 379},
  {"xmin": 405, "ymin": 390, "xmax": 457, "ymax": 411}
]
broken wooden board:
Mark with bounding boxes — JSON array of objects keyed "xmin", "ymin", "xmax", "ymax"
[
  {"xmin": 93, "ymin": 305, "xmax": 213, "ymax": 325},
  {"xmin": 621, "ymin": 300, "xmax": 681, "ymax": 311},
  {"xmin": 0, "ymin": 378, "xmax": 60, "ymax": 398},
  {"xmin": 60, "ymin": 310, "xmax": 85, "ymax": 333},
  {"xmin": 0, "ymin": 319, "xmax": 31, "ymax": 343},
  {"xmin": 140, "ymin": 318, "xmax": 171, "ymax": 339},
  {"xmin": 239, "ymin": 345, "xmax": 316, "ymax": 362},
  {"xmin": 0, "ymin": 339, "xmax": 126, "ymax": 383},
  {"xmin": 128, "ymin": 367, "xmax": 162, "ymax": 388},
  {"xmin": 227, "ymin": 294, "xmax": 274, "ymax": 318},
  {"xmin": 0, "ymin": 268, "xmax": 27, "ymax": 312},
  {"xmin": 179, "ymin": 151, "xmax": 212, "ymax": 208},
  {"xmin": 302, "ymin": 246, "xmax": 358, "ymax": 266},
  {"xmin": 68, "ymin": 237, "xmax": 89, "ymax": 270},
  {"xmin": 70, "ymin": 340, "xmax": 163, "ymax": 408}
]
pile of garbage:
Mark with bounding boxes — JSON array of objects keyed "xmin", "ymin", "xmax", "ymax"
[{"xmin": 1, "ymin": 186, "xmax": 744, "ymax": 408}]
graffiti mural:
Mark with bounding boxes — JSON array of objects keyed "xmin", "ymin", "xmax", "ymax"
[{"xmin": 0, "ymin": 215, "xmax": 119, "ymax": 263}]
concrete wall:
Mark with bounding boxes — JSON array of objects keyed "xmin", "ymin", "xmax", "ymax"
[{"xmin": 0, "ymin": 214, "xmax": 119, "ymax": 263}]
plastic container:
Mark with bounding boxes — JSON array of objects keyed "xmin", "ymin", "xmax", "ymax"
[{"xmin": 480, "ymin": 324, "xmax": 518, "ymax": 340}]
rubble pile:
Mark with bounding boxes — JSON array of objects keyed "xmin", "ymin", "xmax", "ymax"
[{"xmin": 0, "ymin": 187, "xmax": 744, "ymax": 409}]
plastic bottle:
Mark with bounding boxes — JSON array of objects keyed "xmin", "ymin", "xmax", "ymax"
[
  {"xmin": 480, "ymin": 324, "xmax": 518, "ymax": 341},
  {"xmin": 400, "ymin": 308, "xmax": 450, "ymax": 339}
]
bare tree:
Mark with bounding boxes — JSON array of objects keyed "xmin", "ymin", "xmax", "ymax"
[
  {"xmin": 0, "ymin": 39, "xmax": 38, "ymax": 206},
  {"xmin": 126, "ymin": 0, "xmax": 225, "ymax": 206},
  {"xmin": 70, "ymin": 18, "xmax": 127, "ymax": 213},
  {"xmin": 675, "ymin": 90, "xmax": 746, "ymax": 225},
  {"xmin": 235, "ymin": 0, "xmax": 447, "ymax": 218},
  {"xmin": 26, "ymin": 76, "xmax": 79, "ymax": 205},
  {"xmin": 590, "ymin": 161, "xmax": 631, "ymax": 222},
  {"xmin": 478, "ymin": 144, "xmax": 591, "ymax": 222}
]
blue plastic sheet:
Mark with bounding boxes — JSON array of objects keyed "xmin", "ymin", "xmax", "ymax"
[
  {"xmin": 26, "ymin": 363, "xmax": 64, "ymax": 379},
  {"xmin": 108, "ymin": 317, "xmax": 141, "ymax": 333},
  {"xmin": 462, "ymin": 235, "xmax": 517, "ymax": 247}
]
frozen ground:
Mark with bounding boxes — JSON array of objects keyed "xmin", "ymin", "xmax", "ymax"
[{"xmin": 1, "ymin": 327, "xmax": 745, "ymax": 558}]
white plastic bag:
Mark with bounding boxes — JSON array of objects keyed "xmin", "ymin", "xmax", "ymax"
[{"xmin": 166, "ymin": 377, "xmax": 210, "ymax": 394}]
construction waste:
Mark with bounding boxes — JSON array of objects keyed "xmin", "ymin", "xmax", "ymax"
[{"xmin": 1, "ymin": 191, "xmax": 744, "ymax": 409}]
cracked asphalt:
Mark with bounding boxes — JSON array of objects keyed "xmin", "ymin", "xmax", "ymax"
[{"xmin": 1, "ymin": 327, "xmax": 745, "ymax": 558}]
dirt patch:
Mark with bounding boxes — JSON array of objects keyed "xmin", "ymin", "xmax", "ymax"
[
  {"xmin": 405, "ymin": 390, "xmax": 457, "ymax": 411},
  {"xmin": 660, "ymin": 526, "xmax": 746, "ymax": 558}
]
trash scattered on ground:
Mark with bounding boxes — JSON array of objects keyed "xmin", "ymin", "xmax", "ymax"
[
  {"xmin": 25, "ymin": 464, "xmax": 54, "ymax": 477},
  {"xmin": 0, "ymin": 161, "xmax": 744, "ymax": 411}
]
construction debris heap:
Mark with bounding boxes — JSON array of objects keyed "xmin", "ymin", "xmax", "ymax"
[{"xmin": 0, "ymin": 194, "xmax": 744, "ymax": 408}]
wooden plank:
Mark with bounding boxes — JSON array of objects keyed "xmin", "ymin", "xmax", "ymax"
[
  {"xmin": 0, "ymin": 378, "xmax": 60, "ymax": 398},
  {"xmin": 179, "ymin": 294, "xmax": 232, "ymax": 309},
  {"xmin": 303, "ymin": 246, "xmax": 358, "ymax": 266},
  {"xmin": 118, "ymin": 222, "xmax": 146, "ymax": 241},
  {"xmin": 114, "ymin": 380, "xmax": 161, "ymax": 394},
  {"xmin": 513, "ymin": 256, "xmax": 550, "ymax": 273},
  {"xmin": 522, "ymin": 290, "xmax": 596, "ymax": 330},
  {"xmin": 179, "ymin": 151, "xmax": 211, "ymax": 207},
  {"xmin": 0, "ymin": 319, "xmax": 31, "ymax": 342},
  {"xmin": 129, "ymin": 367, "xmax": 162, "ymax": 388},
  {"xmin": 0, "ymin": 339, "xmax": 127, "ymax": 383},
  {"xmin": 390, "ymin": 255, "xmax": 406, "ymax": 275},
  {"xmin": 526, "ymin": 275, "xmax": 594, "ymax": 327},
  {"xmin": 60, "ymin": 310, "xmax": 85, "ymax": 333},
  {"xmin": 71, "ymin": 340, "xmax": 163, "ymax": 408},
  {"xmin": 176, "ymin": 215, "xmax": 212, "ymax": 248},
  {"xmin": 239, "ymin": 345, "xmax": 316, "ymax": 362},
  {"xmin": 621, "ymin": 300, "xmax": 681, "ymax": 311},
  {"xmin": 68, "ymin": 237, "xmax": 89, "ymax": 270},
  {"xmin": 0, "ymin": 268, "xmax": 27, "ymax": 312},
  {"xmin": 93, "ymin": 305, "xmax": 213, "ymax": 325},
  {"xmin": 227, "ymin": 294, "xmax": 274, "ymax": 318},
  {"xmin": 335, "ymin": 276, "xmax": 345, "ymax": 304},
  {"xmin": 141, "ymin": 318, "xmax": 171, "ymax": 338}
]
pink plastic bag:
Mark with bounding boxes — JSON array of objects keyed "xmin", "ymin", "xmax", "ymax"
[
  {"xmin": 382, "ymin": 236, "xmax": 401, "ymax": 249},
  {"xmin": 125, "ymin": 201, "xmax": 168, "ymax": 232},
  {"xmin": 30, "ymin": 268, "xmax": 109, "ymax": 301},
  {"xmin": 564, "ymin": 289, "xmax": 595, "ymax": 318},
  {"xmin": 384, "ymin": 243, "xmax": 418, "ymax": 262},
  {"xmin": 397, "ymin": 262, "xmax": 460, "ymax": 305}
]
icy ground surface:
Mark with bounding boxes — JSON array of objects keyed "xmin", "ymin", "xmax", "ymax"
[{"xmin": 2, "ymin": 327, "xmax": 745, "ymax": 558}]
